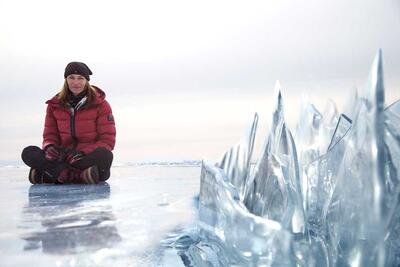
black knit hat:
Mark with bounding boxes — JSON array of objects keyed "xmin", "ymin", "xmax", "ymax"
[{"xmin": 64, "ymin": 62, "xmax": 93, "ymax": 81}]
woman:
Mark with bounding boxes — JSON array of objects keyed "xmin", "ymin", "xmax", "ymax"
[{"xmin": 21, "ymin": 62, "xmax": 116, "ymax": 184}]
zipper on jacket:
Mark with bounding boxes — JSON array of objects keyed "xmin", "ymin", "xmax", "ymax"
[
  {"xmin": 69, "ymin": 107, "xmax": 78, "ymax": 149},
  {"xmin": 68, "ymin": 97, "xmax": 87, "ymax": 150}
]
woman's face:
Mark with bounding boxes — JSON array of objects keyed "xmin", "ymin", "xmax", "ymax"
[{"xmin": 66, "ymin": 74, "xmax": 87, "ymax": 95}]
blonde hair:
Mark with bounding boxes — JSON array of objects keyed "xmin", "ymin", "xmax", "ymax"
[{"xmin": 58, "ymin": 80, "xmax": 97, "ymax": 107}]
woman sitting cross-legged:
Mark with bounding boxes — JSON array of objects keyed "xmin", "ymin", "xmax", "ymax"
[{"xmin": 21, "ymin": 62, "xmax": 116, "ymax": 184}]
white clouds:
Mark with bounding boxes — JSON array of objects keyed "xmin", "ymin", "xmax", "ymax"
[{"xmin": 1, "ymin": 0, "xmax": 399, "ymax": 72}]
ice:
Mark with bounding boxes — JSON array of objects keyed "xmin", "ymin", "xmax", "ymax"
[
  {"xmin": 217, "ymin": 113, "xmax": 258, "ymax": 201},
  {"xmin": 245, "ymin": 83, "xmax": 305, "ymax": 234},
  {"xmin": 326, "ymin": 114, "xmax": 352, "ymax": 151},
  {"xmin": 169, "ymin": 50, "xmax": 400, "ymax": 266},
  {"xmin": 383, "ymin": 99, "xmax": 400, "ymax": 264},
  {"xmin": 384, "ymin": 99, "xmax": 400, "ymax": 193},
  {"xmin": 185, "ymin": 162, "xmax": 293, "ymax": 266},
  {"xmin": 0, "ymin": 165, "xmax": 200, "ymax": 267},
  {"xmin": 294, "ymin": 97, "xmax": 339, "ymax": 212}
]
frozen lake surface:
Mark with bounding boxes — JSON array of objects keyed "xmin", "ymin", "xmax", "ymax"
[{"xmin": 0, "ymin": 164, "xmax": 201, "ymax": 267}]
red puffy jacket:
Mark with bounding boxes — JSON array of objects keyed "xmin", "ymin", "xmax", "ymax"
[{"xmin": 42, "ymin": 86, "xmax": 116, "ymax": 154}]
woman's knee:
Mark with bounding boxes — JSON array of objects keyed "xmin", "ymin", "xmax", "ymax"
[
  {"xmin": 21, "ymin": 146, "xmax": 43, "ymax": 166},
  {"xmin": 92, "ymin": 147, "xmax": 113, "ymax": 163}
]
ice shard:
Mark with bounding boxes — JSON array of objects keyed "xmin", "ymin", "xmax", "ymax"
[
  {"xmin": 342, "ymin": 87, "xmax": 359, "ymax": 121},
  {"xmin": 304, "ymin": 111, "xmax": 352, "ymax": 240},
  {"xmin": 294, "ymin": 97, "xmax": 323, "ymax": 164},
  {"xmin": 293, "ymin": 98, "xmax": 340, "ymax": 219},
  {"xmin": 321, "ymin": 99, "xmax": 339, "ymax": 152},
  {"xmin": 325, "ymin": 50, "xmax": 389, "ymax": 266},
  {"xmin": 216, "ymin": 113, "xmax": 258, "ymax": 200},
  {"xmin": 294, "ymin": 98, "xmax": 323, "ymax": 207},
  {"xmin": 383, "ymin": 100, "xmax": 400, "ymax": 265},
  {"xmin": 196, "ymin": 162, "xmax": 294, "ymax": 266},
  {"xmin": 245, "ymin": 82, "xmax": 305, "ymax": 234},
  {"xmin": 384, "ymin": 99, "xmax": 400, "ymax": 192},
  {"xmin": 326, "ymin": 114, "xmax": 352, "ymax": 152}
]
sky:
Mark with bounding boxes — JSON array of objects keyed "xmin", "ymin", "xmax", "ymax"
[{"xmin": 0, "ymin": 0, "xmax": 399, "ymax": 163}]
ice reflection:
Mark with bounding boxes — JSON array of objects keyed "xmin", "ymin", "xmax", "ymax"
[{"xmin": 21, "ymin": 184, "xmax": 121, "ymax": 255}]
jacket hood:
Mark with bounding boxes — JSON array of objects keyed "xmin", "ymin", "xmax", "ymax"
[{"xmin": 46, "ymin": 85, "xmax": 106, "ymax": 106}]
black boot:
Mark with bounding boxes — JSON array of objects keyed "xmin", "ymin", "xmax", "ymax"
[
  {"xmin": 81, "ymin": 165, "xmax": 100, "ymax": 184},
  {"xmin": 22, "ymin": 146, "xmax": 67, "ymax": 184},
  {"xmin": 28, "ymin": 168, "xmax": 43, "ymax": 184},
  {"xmin": 28, "ymin": 166, "xmax": 64, "ymax": 184}
]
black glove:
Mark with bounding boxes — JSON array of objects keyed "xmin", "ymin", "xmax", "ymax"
[
  {"xmin": 65, "ymin": 150, "xmax": 85, "ymax": 165},
  {"xmin": 44, "ymin": 145, "xmax": 61, "ymax": 162}
]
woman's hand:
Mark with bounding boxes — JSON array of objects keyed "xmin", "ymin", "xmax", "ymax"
[
  {"xmin": 44, "ymin": 145, "xmax": 61, "ymax": 161},
  {"xmin": 66, "ymin": 150, "xmax": 85, "ymax": 165}
]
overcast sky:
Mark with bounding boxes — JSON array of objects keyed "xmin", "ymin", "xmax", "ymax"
[{"xmin": 1, "ymin": 0, "xmax": 399, "ymax": 163}]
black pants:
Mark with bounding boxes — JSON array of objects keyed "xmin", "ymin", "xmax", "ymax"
[{"xmin": 21, "ymin": 146, "xmax": 113, "ymax": 181}]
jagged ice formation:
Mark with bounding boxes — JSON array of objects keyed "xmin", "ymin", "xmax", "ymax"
[{"xmin": 165, "ymin": 50, "xmax": 400, "ymax": 267}]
